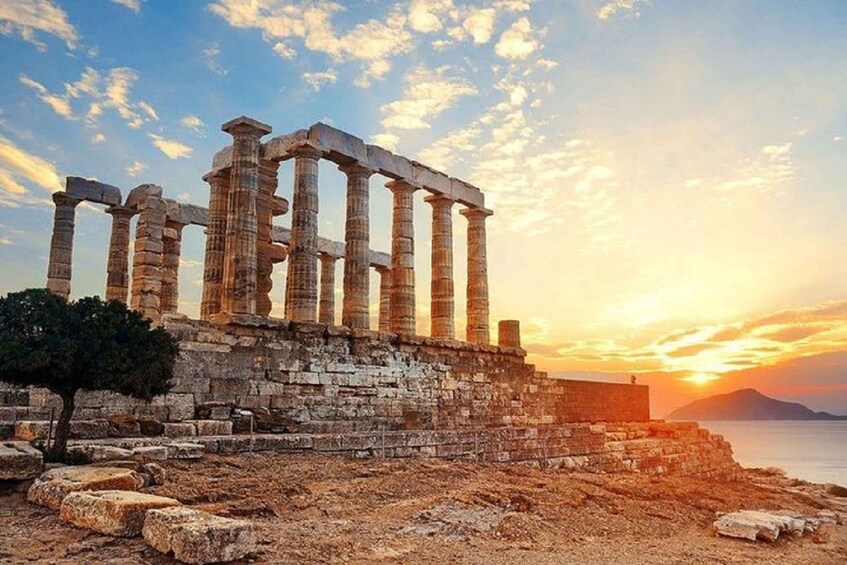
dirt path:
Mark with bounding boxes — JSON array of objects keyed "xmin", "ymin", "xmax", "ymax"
[{"xmin": 1, "ymin": 453, "xmax": 845, "ymax": 564}]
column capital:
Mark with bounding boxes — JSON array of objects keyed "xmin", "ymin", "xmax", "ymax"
[
  {"xmin": 385, "ymin": 179, "xmax": 420, "ymax": 194},
  {"xmin": 424, "ymin": 194, "xmax": 456, "ymax": 208},
  {"xmin": 459, "ymin": 206, "xmax": 493, "ymax": 219},
  {"xmin": 289, "ymin": 143, "xmax": 324, "ymax": 160},
  {"xmin": 202, "ymin": 168, "xmax": 230, "ymax": 183},
  {"xmin": 338, "ymin": 161, "xmax": 377, "ymax": 178},
  {"xmin": 105, "ymin": 204, "xmax": 135, "ymax": 218},
  {"xmin": 319, "ymin": 251, "xmax": 343, "ymax": 262},
  {"xmin": 52, "ymin": 192, "xmax": 81, "ymax": 207},
  {"xmin": 221, "ymin": 116, "xmax": 272, "ymax": 137},
  {"xmin": 373, "ymin": 264, "xmax": 391, "ymax": 274}
]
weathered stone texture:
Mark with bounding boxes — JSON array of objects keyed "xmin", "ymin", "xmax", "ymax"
[
  {"xmin": 426, "ymin": 195, "xmax": 455, "ymax": 340},
  {"xmin": 0, "ymin": 441, "xmax": 43, "ymax": 480},
  {"xmin": 318, "ymin": 253, "xmax": 339, "ymax": 325},
  {"xmin": 28, "ymin": 466, "xmax": 145, "ymax": 510},
  {"xmin": 144, "ymin": 506, "xmax": 256, "ymax": 564},
  {"xmin": 160, "ymin": 220, "xmax": 186, "ymax": 313},
  {"xmin": 461, "ymin": 207, "xmax": 493, "ymax": 344},
  {"xmin": 60, "ymin": 490, "xmax": 180, "ymax": 537},
  {"xmin": 498, "ymin": 320, "xmax": 521, "ymax": 348},
  {"xmin": 387, "ymin": 180, "xmax": 418, "ymax": 334},
  {"xmin": 105, "ymin": 205, "xmax": 134, "ymax": 303},
  {"xmin": 130, "ymin": 185, "xmax": 167, "ymax": 320},
  {"xmin": 340, "ymin": 163, "xmax": 373, "ymax": 329},
  {"xmin": 46, "ymin": 192, "xmax": 81, "ymax": 298},
  {"xmin": 200, "ymin": 170, "xmax": 229, "ymax": 320},
  {"xmin": 285, "ymin": 145, "xmax": 322, "ymax": 322}
]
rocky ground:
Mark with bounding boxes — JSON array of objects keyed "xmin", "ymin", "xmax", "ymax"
[{"xmin": 1, "ymin": 453, "xmax": 845, "ymax": 564}]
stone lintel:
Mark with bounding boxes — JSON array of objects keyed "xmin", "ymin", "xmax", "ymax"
[
  {"xmin": 65, "ymin": 176, "xmax": 122, "ymax": 207},
  {"xmin": 221, "ymin": 116, "xmax": 272, "ymax": 137}
]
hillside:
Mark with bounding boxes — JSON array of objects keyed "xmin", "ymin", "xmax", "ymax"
[{"xmin": 666, "ymin": 388, "xmax": 847, "ymax": 421}]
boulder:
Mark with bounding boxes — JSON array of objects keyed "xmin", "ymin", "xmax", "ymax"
[
  {"xmin": 143, "ymin": 506, "xmax": 256, "ymax": 564},
  {"xmin": 0, "ymin": 441, "xmax": 43, "ymax": 480},
  {"xmin": 141, "ymin": 463, "xmax": 166, "ymax": 486},
  {"xmin": 714, "ymin": 511, "xmax": 781, "ymax": 542},
  {"xmin": 60, "ymin": 490, "xmax": 180, "ymax": 537},
  {"xmin": 27, "ymin": 465, "xmax": 144, "ymax": 510}
]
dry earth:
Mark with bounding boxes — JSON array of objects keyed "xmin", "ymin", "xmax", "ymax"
[{"xmin": 1, "ymin": 453, "xmax": 845, "ymax": 564}]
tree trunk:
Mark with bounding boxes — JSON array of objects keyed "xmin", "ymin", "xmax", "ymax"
[{"xmin": 51, "ymin": 394, "xmax": 75, "ymax": 457}]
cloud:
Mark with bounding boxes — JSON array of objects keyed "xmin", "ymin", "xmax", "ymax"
[
  {"xmin": 19, "ymin": 75, "xmax": 74, "ymax": 118},
  {"xmin": 408, "ymin": 0, "xmax": 450, "ymax": 33},
  {"xmin": 272, "ymin": 41, "xmax": 296, "ymax": 59},
  {"xmin": 0, "ymin": 0, "xmax": 78, "ymax": 50},
  {"xmin": 462, "ymin": 8, "xmax": 496, "ymax": 44},
  {"xmin": 109, "ymin": 0, "xmax": 144, "ymax": 12},
  {"xmin": 494, "ymin": 17, "xmax": 538, "ymax": 59},
  {"xmin": 417, "ymin": 125, "xmax": 481, "ymax": 171},
  {"xmin": 597, "ymin": 0, "xmax": 650, "ymax": 21},
  {"xmin": 0, "ymin": 136, "xmax": 62, "ymax": 208},
  {"xmin": 180, "ymin": 115, "xmax": 205, "ymax": 133},
  {"xmin": 138, "ymin": 101, "xmax": 159, "ymax": 121},
  {"xmin": 380, "ymin": 66, "xmax": 477, "ymax": 130},
  {"xmin": 202, "ymin": 43, "xmax": 228, "ymax": 75},
  {"xmin": 209, "ymin": 0, "xmax": 413, "ymax": 87},
  {"xmin": 148, "ymin": 134, "xmax": 193, "ymax": 159},
  {"xmin": 302, "ymin": 69, "xmax": 337, "ymax": 91},
  {"xmin": 103, "ymin": 67, "xmax": 145, "ymax": 128},
  {"xmin": 371, "ymin": 132, "xmax": 399, "ymax": 151},
  {"xmin": 125, "ymin": 160, "xmax": 147, "ymax": 176},
  {"xmin": 91, "ymin": 133, "xmax": 106, "ymax": 144}
]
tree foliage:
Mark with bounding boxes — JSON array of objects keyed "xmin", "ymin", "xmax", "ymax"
[{"xmin": 0, "ymin": 288, "xmax": 178, "ymax": 454}]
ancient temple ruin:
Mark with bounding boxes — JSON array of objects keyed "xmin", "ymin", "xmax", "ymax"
[{"xmin": 0, "ymin": 116, "xmax": 739, "ymax": 477}]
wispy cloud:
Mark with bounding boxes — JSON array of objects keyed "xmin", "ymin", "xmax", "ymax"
[
  {"xmin": 109, "ymin": 0, "xmax": 144, "ymax": 13},
  {"xmin": 202, "ymin": 43, "xmax": 227, "ymax": 76},
  {"xmin": 125, "ymin": 160, "xmax": 147, "ymax": 176},
  {"xmin": 148, "ymin": 134, "xmax": 193, "ymax": 159},
  {"xmin": 380, "ymin": 66, "xmax": 477, "ymax": 130},
  {"xmin": 0, "ymin": 0, "xmax": 78, "ymax": 50},
  {"xmin": 180, "ymin": 115, "xmax": 205, "ymax": 134},
  {"xmin": 303, "ymin": 69, "xmax": 337, "ymax": 92},
  {"xmin": 597, "ymin": 0, "xmax": 650, "ymax": 21},
  {"xmin": 494, "ymin": 17, "xmax": 538, "ymax": 59},
  {"xmin": 0, "ymin": 136, "xmax": 62, "ymax": 208}
]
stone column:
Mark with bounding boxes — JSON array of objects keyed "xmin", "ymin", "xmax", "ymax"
[
  {"xmin": 498, "ymin": 320, "xmax": 521, "ymax": 348},
  {"xmin": 256, "ymin": 159, "xmax": 281, "ymax": 317},
  {"xmin": 200, "ymin": 170, "xmax": 229, "ymax": 320},
  {"xmin": 46, "ymin": 192, "xmax": 81, "ymax": 299},
  {"xmin": 461, "ymin": 207, "xmax": 493, "ymax": 344},
  {"xmin": 425, "ymin": 195, "xmax": 455, "ymax": 340},
  {"xmin": 375, "ymin": 265, "xmax": 391, "ymax": 332},
  {"xmin": 104, "ymin": 205, "xmax": 134, "ymax": 303},
  {"xmin": 339, "ymin": 163, "xmax": 373, "ymax": 329},
  {"xmin": 160, "ymin": 220, "xmax": 186, "ymax": 314},
  {"xmin": 220, "ymin": 116, "xmax": 272, "ymax": 316},
  {"xmin": 130, "ymin": 188, "xmax": 167, "ymax": 320},
  {"xmin": 386, "ymin": 180, "xmax": 418, "ymax": 334},
  {"xmin": 284, "ymin": 144, "xmax": 322, "ymax": 322},
  {"xmin": 318, "ymin": 253, "xmax": 339, "ymax": 325}
]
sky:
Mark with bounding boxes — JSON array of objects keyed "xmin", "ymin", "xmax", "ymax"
[{"xmin": 0, "ymin": 0, "xmax": 845, "ymax": 417}]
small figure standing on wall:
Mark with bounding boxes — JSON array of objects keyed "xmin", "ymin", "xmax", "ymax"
[{"xmin": 631, "ymin": 374, "xmax": 637, "ymax": 384}]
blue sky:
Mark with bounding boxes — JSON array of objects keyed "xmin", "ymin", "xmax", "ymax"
[{"xmin": 1, "ymin": 0, "xmax": 846, "ymax": 414}]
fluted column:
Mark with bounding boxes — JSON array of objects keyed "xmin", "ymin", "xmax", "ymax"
[
  {"xmin": 200, "ymin": 170, "xmax": 229, "ymax": 320},
  {"xmin": 46, "ymin": 192, "xmax": 81, "ymax": 299},
  {"xmin": 425, "ymin": 195, "xmax": 455, "ymax": 340},
  {"xmin": 160, "ymin": 220, "xmax": 186, "ymax": 313},
  {"xmin": 256, "ymin": 159, "xmax": 282, "ymax": 317},
  {"xmin": 104, "ymin": 205, "xmax": 134, "ymax": 303},
  {"xmin": 461, "ymin": 207, "xmax": 493, "ymax": 344},
  {"xmin": 318, "ymin": 253, "xmax": 339, "ymax": 325},
  {"xmin": 375, "ymin": 265, "xmax": 391, "ymax": 332},
  {"xmin": 339, "ymin": 163, "xmax": 374, "ymax": 329},
  {"xmin": 386, "ymin": 180, "xmax": 418, "ymax": 334},
  {"xmin": 220, "ymin": 116, "xmax": 272, "ymax": 316},
  {"xmin": 285, "ymin": 144, "xmax": 322, "ymax": 322}
]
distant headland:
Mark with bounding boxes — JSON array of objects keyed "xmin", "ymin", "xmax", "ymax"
[{"xmin": 666, "ymin": 388, "xmax": 847, "ymax": 421}]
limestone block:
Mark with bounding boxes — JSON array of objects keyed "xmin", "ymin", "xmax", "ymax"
[
  {"xmin": 163, "ymin": 422, "xmax": 196, "ymax": 438},
  {"xmin": 143, "ymin": 506, "xmax": 256, "ymax": 564},
  {"xmin": 15, "ymin": 420, "xmax": 109, "ymax": 441},
  {"xmin": 67, "ymin": 444, "xmax": 134, "ymax": 462},
  {"xmin": 27, "ymin": 466, "xmax": 145, "ymax": 510},
  {"xmin": 713, "ymin": 511, "xmax": 783, "ymax": 542},
  {"xmin": 141, "ymin": 462, "xmax": 167, "ymax": 486},
  {"xmin": 133, "ymin": 446, "xmax": 169, "ymax": 461},
  {"xmin": 60, "ymin": 490, "xmax": 181, "ymax": 537},
  {"xmin": 308, "ymin": 122, "xmax": 367, "ymax": 163},
  {"xmin": 166, "ymin": 443, "xmax": 205, "ymax": 460},
  {"xmin": 65, "ymin": 176, "xmax": 122, "ymax": 206},
  {"xmin": 192, "ymin": 420, "xmax": 233, "ymax": 436},
  {"xmin": 0, "ymin": 441, "xmax": 43, "ymax": 480}
]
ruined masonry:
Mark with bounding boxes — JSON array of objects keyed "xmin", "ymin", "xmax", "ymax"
[{"xmin": 2, "ymin": 116, "xmax": 740, "ymax": 478}]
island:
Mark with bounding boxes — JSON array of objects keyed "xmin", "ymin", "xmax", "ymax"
[{"xmin": 666, "ymin": 388, "xmax": 847, "ymax": 421}]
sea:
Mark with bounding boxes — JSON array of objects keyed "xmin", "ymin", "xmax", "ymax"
[{"xmin": 697, "ymin": 420, "xmax": 847, "ymax": 486}]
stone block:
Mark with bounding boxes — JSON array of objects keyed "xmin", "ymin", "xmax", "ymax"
[
  {"xmin": 28, "ymin": 466, "xmax": 145, "ymax": 510},
  {"xmin": 143, "ymin": 506, "xmax": 256, "ymax": 564},
  {"xmin": 133, "ymin": 445, "xmax": 169, "ymax": 461},
  {"xmin": 15, "ymin": 420, "xmax": 109, "ymax": 441},
  {"xmin": 192, "ymin": 420, "xmax": 233, "ymax": 436},
  {"xmin": 166, "ymin": 443, "xmax": 205, "ymax": 460},
  {"xmin": 67, "ymin": 444, "xmax": 134, "ymax": 462},
  {"xmin": 60, "ymin": 490, "xmax": 181, "ymax": 537},
  {"xmin": 141, "ymin": 462, "xmax": 167, "ymax": 486},
  {"xmin": 0, "ymin": 441, "xmax": 43, "ymax": 480},
  {"xmin": 163, "ymin": 422, "xmax": 196, "ymax": 438}
]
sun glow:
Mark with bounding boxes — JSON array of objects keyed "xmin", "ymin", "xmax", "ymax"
[{"xmin": 680, "ymin": 373, "xmax": 720, "ymax": 386}]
